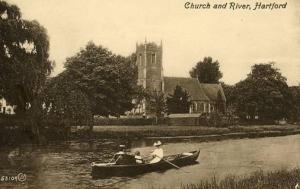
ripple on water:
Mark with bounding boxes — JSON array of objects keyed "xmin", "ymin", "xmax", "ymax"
[{"xmin": 0, "ymin": 135, "xmax": 300, "ymax": 189}]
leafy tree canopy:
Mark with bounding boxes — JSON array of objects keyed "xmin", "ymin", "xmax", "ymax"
[
  {"xmin": 190, "ymin": 57, "xmax": 223, "ymax": 83},
  {"xmin": 288, "ymin": 85, "xmax": 300, "ymax": 122},
  {"xmin": 221, "ymin": 82, "xmax": 237, "ymax": 114},
  {"xmin": 166, "ymin": 85, "xmax": 191, "ymax": 114},
  {"xmin": 43, "ymin": 73, "xmax": 93, "ymax": 127},
  {"xmin": 63, "ymin": 42, "xmax": 139, "ymax": 116},
  {"xmin": 235, "ymin": 63, "xmax": 292, "ymax": 121},
  {"xmin": 0, "ymin": 1, "xmax": 53, "ymax": 114}
]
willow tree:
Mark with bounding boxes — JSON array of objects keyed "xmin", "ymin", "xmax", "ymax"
[{"xmin": 0, "ymin": 1, "xmax": 53, "ymax": 142}]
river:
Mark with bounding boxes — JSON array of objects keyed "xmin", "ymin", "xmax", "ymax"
[{"xmin": 0, "ymin": 135, "xmax": 300, "ymax": 189}]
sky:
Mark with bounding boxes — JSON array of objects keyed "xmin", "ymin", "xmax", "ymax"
[{"xmin": 7, "ymin": 0, "xmax": 300, "ymax": 85}]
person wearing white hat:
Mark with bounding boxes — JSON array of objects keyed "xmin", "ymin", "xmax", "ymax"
[{"xmin": 150, "ymin": 141, "xmax": 163, "ymax": 163}]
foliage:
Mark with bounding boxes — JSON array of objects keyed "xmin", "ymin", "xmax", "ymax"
[
  {"xmin": 62, "ymin": 42, "xmax": 139, "ymax": 116},
  {"xmin": 147, "ymin": 90, "xmax": 166, "ymax": 118},
  {"xmin": 0, "ymin": 1, "xmax": 53, "ymax": 113},
  {"xmin": 0, "ymin": 1, "xmax": 53, "ymax": 142},
  {"xmin": 235, "ymin": 63, "xmax": 292, "ymax": 121},
  {"xmin": 190, "ymin": 57, "xmax": 223, "ymax": 83},
  {"xmin": 221, "ymin": 82, "xmax": 236, "ymax": 106},
  {"xmin": 43, "ymin": 73, "xmax": 93, "ymax": 127},
  {"xmin": 221, "ymin": 82, "xmax": 237, "ymax": 114},
  {"xmin": 204, "ymin": 112, "xmax": 222, "ymax": 127},
  {"xmin": 288, "ymin": 85, "xmax": 300, "ymax": 122},
  {"xmin": 166, "ymin": 85, "xmax": 191, "ymax": 114}
]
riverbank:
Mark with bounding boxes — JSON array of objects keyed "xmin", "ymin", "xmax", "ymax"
[
  {"xmin": 180, "ymin": 168, "xmax": 300, "ymax": 189},
  {"xmin": 1, "ymin": 124, "xmax": 300, "ymax": 146},
  {"xmin": 73, "ymin": 124, "xmax": 300, "ymax": 141}
]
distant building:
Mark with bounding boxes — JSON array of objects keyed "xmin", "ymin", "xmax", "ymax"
[
  {"xmin": 134, "ymin": 41, "xmax": 226, "ymax": 115},
  {"xmin": 0, "ymin": 98, "xmax": 15, "ymax": 114}
]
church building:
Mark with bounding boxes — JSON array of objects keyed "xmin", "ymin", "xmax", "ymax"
[{"xmin": 134, "ymin": 41, "xmax": 226, "ymax": 115}]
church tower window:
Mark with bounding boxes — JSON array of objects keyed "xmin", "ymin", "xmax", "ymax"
[
  {"xmin": 151, "ymin": 53, "xmax": 156, "ymax": 64},
  {"xmin": 139, "ymin": 54, "xmax": 142, "ymax": 65},
  {"xmin": 135, "ymin": 41, "xmax": 163, "ymax": 115}
]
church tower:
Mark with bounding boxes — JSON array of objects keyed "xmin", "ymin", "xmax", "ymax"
[{"xmin": 136, "ymin": 40, "xmax": 164, "ymax": 114}]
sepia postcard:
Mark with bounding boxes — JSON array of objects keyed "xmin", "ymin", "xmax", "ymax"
[{"xmin": 0, "ymin": 0, "xmax": 299, "ymax": 189}]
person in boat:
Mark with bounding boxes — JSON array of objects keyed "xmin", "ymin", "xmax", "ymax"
[
  {"xmin": 134, "ymin": 151, "xmax": 144, "ymax": 164},
  {"xmin": 116, "ymin": 144, "xmax": 126, "ymax": 154},
  {"xmin": 114, "ymin": 145, "xmax": 136, "ymax": 165},
  {"xmin": 150, "ymin": 141, "xmax": 163, "ymax": 163}
]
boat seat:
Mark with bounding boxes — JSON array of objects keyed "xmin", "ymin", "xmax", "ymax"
[
  {"xmin": 182, "ymin": 152, "xmax": 193, "ymax": 156},
  {"xmin": 91, "ymin": 162, "xmax": 115, "ymax": 166}
]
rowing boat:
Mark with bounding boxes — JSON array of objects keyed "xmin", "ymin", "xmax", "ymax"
[{"xmin": 91, "ymin": 150, "xmax": 200, "ymax": 178}]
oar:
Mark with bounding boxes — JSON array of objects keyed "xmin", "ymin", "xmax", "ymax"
[
  {"xmin": 161, "ymin": 158, "xmax": 180, "ymax": 169},
  {"xmin": 108, "ymin": 156, "xmax": 115, "ymax": 163},
  {"xmin": 155, "ymin": 155, "xmax": 180, "ymax": 169},
  {"xmin": 154, "ymin": 155, "xmax": 191, "ymax": 173},
  {"xmin": 109, "ymin": 154, "xmax": 121, "ymax": 163}
]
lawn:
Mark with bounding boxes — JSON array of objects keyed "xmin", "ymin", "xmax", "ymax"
[{"xmin": 72, "ymin": 124, "xmax": 300, "ymax": 139}]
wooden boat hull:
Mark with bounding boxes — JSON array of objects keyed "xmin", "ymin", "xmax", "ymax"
[{"xmin": 91, "ymin": 150, "xmax": 200, "ymax": 178}]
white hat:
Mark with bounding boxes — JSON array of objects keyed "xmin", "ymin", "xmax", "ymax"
[{"xmin": 154, "ymin": 141, "xmax": 162, "ymax": 146}]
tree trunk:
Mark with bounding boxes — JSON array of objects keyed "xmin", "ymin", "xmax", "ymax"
[
  {"xmin": 30, "ymin": 119, "xmax": 41, "ymax": 144},
  {"xmin": 29, "ymin": 99, "xmax": 44, "ymax": 144}
]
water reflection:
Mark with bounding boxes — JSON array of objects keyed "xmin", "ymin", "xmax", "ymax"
[{"xmin": 0, "ymin": 135, "xmax": 300, "ymax": 189}]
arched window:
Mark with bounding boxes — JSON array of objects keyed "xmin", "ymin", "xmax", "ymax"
[
  {"xmin": 211, "ymin": 104, "xmax": 214, "ymax": 112},
  {"xmin": 192, "ymin": 102, "xmax": 197, "ymax": 112},
  {"xmin": 199, "ymin": 102, "xmax": 204, "ymax": 112}
]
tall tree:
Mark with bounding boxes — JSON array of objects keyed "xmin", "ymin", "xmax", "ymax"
[
  {"xmin": 0, "ymin": 1, "xmax": 53, "ymax": 141},
  {"xmin": 63, "ymin": 42, "xmax": 139, "ymax": 116},
  {"xmin": 166, "ymin": 85, "xmax": 191, "ymax": 114},
  {"xmin": 190, "ymin": 57, "xmax": 223, "ymax": 83},
  {"xmin": 235, "ymin": 63, "xmax": 292, "ymax": 121}
]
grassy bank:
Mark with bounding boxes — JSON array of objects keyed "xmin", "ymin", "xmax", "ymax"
[
  {"xmin": 72, "ymin": 124, "xmax": 300, "ymax": 140},
  {"xmin": 180, "ymin": 169, "xmax": 300, "ymax": 189},
  {"xmin": 1, "ymin": 124, "xmax": 300, "ymax": 145}
]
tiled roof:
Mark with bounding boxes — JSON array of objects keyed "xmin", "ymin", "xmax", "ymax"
[
  {"xmin": 163, "ymin": 77, "xmax": 226, "ymax": 102},
  {"xmin": 163, "ymin": 77, "xmax": 210, "ymax": 101},
  {"xmin": 200, "ymin": 83, "xmax": 226, "ymax": 102}
]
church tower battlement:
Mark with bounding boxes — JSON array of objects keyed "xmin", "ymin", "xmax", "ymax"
[{"xmin": 136, "ymin": 41, "xmax": 164, "ymax": 92}]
